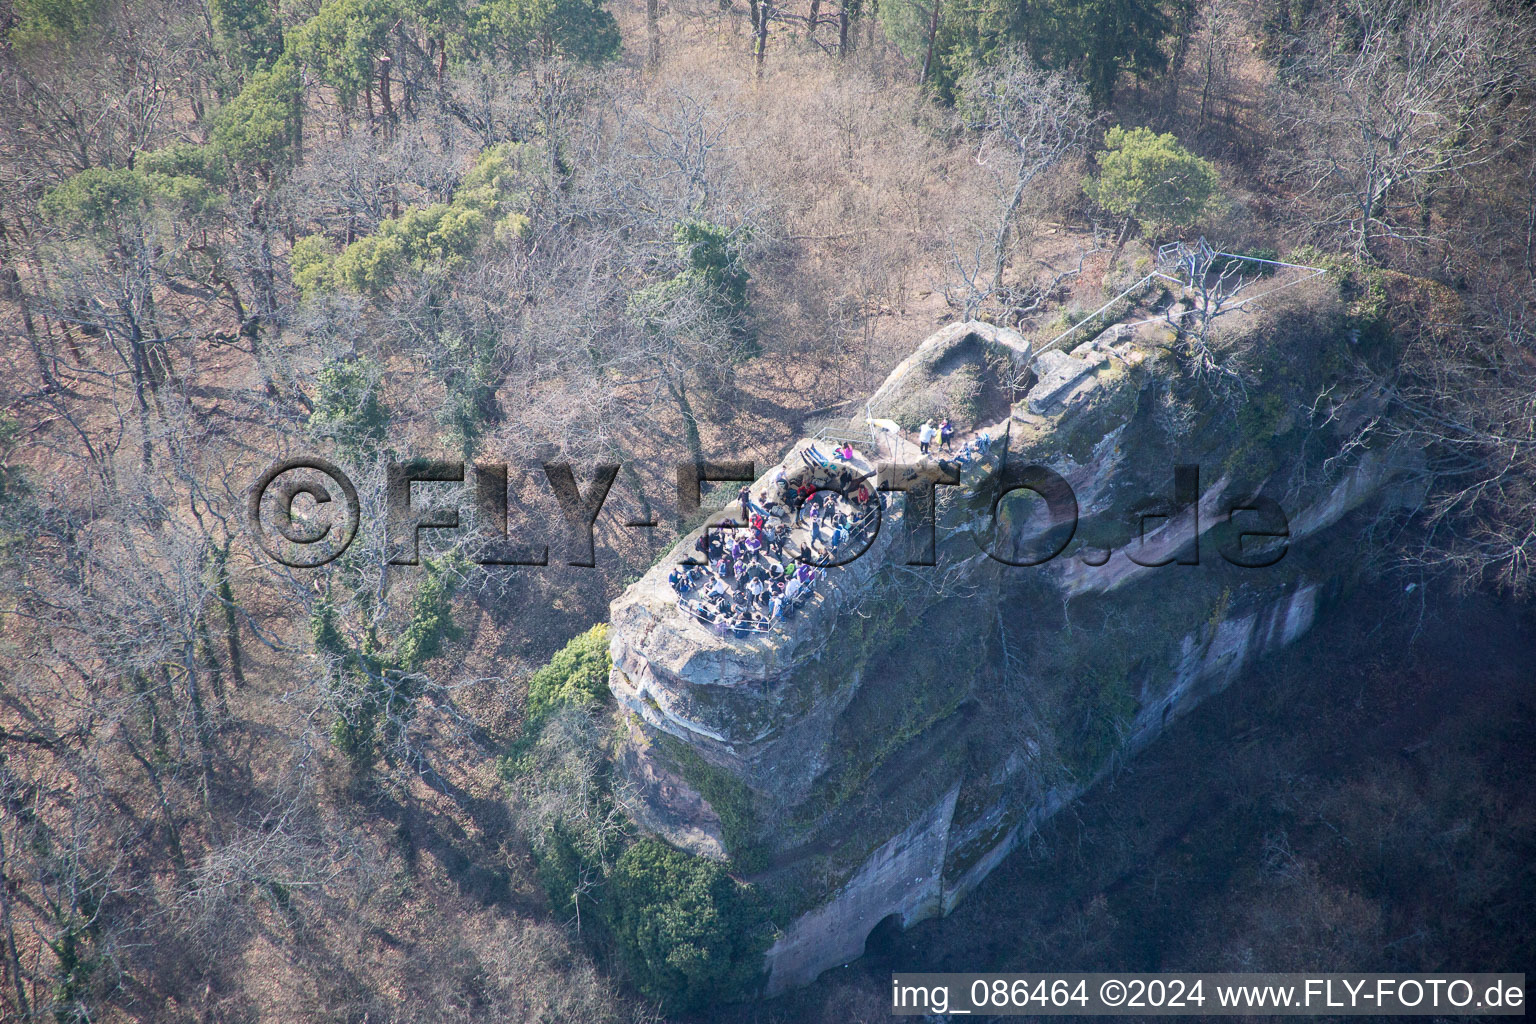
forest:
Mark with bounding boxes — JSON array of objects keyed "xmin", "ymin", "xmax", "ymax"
[{"xmin": 1, "ymin": 0, "xmax": 1534, "ymax": 1019}]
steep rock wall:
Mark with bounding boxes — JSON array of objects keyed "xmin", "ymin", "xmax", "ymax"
[{"xmin": 606, "ymin": 317, "xmax": 1413, "ymax": 994}]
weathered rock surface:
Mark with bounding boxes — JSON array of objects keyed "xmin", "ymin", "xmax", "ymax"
[
  {"xmin": 606, "ymin": 316, "xmax": 1416, "ymax": 995},
  {"xmin": 1027, "ymin": 349, "xmax": 1100, "ymax": 413}
]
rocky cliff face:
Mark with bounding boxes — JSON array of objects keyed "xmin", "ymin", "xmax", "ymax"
[{"xmin": 607, "ymin": 315, "xmax": 1414, "ymax": 993}]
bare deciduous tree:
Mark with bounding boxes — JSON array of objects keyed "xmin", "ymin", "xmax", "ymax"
[
  {"xmin": 1274, "ymin": 0, "xmax": 1535, "ymax": 260},
  {"xmin": 946, "ymin": 51, "xmax": 1095, "ymax": 320}
]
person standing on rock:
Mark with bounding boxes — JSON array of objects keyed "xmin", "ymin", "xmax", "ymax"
[
  {"xmin": 939, "ymin": 417, "xmax": 954, "ymax": 451},
  {"xmin": 918, "ymin": 420, "xmax": 935, "ymax": 454}
]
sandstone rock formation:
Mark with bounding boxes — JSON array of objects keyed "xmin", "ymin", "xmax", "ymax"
[{"xmin": 607, "ymin": 314, "xmax": 1414, "ymax": 993}]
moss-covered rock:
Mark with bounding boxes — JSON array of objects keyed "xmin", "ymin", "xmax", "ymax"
[{"xmin": 605, "ymin": 312, "xmax": 1415, "ymax": 995}]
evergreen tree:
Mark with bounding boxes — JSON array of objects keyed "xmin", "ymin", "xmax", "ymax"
[
  {"xmin": 606, "ymin": 838, "xmax": 770, "ymax": 1011},
  {"xmin": 210, "ymin": 0, "xmax": 284, "ymax": 77},
  {"xmin": 6, "ymin": 0, "xmax": 107, "ymax": 50},
  {"xmin": 1020, "ymin": 0, "xmax": 1171, "ymax": 107},
  {"xmin": 287, "ymin": 0, "xmax": 402, "ymax": 108},
  {"xmin": 884, "ymin": 0, "xmax": 1174, "ymax": 105},
  {"xmin": 463, "ymin": 0, "xmax": 622, "ymax": 63},
  {"xmin": 306, "ymin": 356, "xmax": 390, "ymax": 456},
  {"xmin": 1085, "ymin": 125, "xmax": 1219, "ymax": 233},
  {"xmin": 209, "ymin": 55, "xmax": 304, "ymax": 175}
]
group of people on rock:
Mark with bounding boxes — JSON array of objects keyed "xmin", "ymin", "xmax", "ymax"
[
  {"xmin": 937, "ymin": 429, "xmax": 994, "ymax": 472},
  {"xmin": 667, "ymin": 444, "xmax": 882, "ymax": 638},
  {"xmin": 914, "ymin": 416, "xmax": 996, "ymax": 475},
  {"xmin": 917, "ymin": 417, "xmax": 955, "ymax": 455}
]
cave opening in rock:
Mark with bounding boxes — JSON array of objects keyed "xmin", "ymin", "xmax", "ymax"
[{"xmin": 863, "ymin": 913, "xmax": 905, "ymax": 958}]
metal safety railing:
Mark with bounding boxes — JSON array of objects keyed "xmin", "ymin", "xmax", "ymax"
[
  {"xmin": 813, "ymin": 401, "xmax": 891, "ymax": 457},
  {"xmin": 1032, "ymin": 244, "xmax": 1329, "ymax": 360}
]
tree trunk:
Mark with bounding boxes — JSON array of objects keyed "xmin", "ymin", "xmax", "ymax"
[
  {"xmin": 1358, "ymin": 166, "xmax": 1380, "ymax": 261},
  {"xmin": 198, "ymin": 609, "xmax": 230, "ymax": 719},
  {"xmin": 213, "ymin": 540, "xmax": 247, "ymax": 690},
  {"xmin": 992, "ymin": 162, "xmax": 1032, "ymax": 295},
  {"xmin": 121, "ymin": 305, "xmax": 164, "ymax": 468},
  {"xmin": 647, "ymin": 0, "xmax": 661, "ymax": 66},
  {"xmin": 920, "ymin": 0, "xmax": 941, "ymax": 85},
  {"xmin": 1, "ymin": 262, "xmax": 56, "ymax": 392},
  {"xmin": 753, "ymin": 0, "xmax": 771, "ymax": 76},
  {"xmin": 8, "ymin": 214, "xmax": 82, "ymax": 363},
  {"xmin": 0, "ymin": 826, "xmax": 32, "ymax": 1021},
  {"xmin": 667, "ymin": 376, "xmax": 705, "ymax": 527},
  {"xmin": 1104, "ymin": 214, "xmax": 1135, "ymax": 286},
  {"xmin": 292, "ymin": 86, "xmax": 304, "ymax": 160},
  {"xmin": 379, "ymin": 57, "xmax": 393, "ymax": 120},
  {"xmin": 124, "ymin": 674, "xmax": 189, "ymax": 876},
  {"xmin": 216, "ymin": 276, "xmax": 252, "ymax": 342}
]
